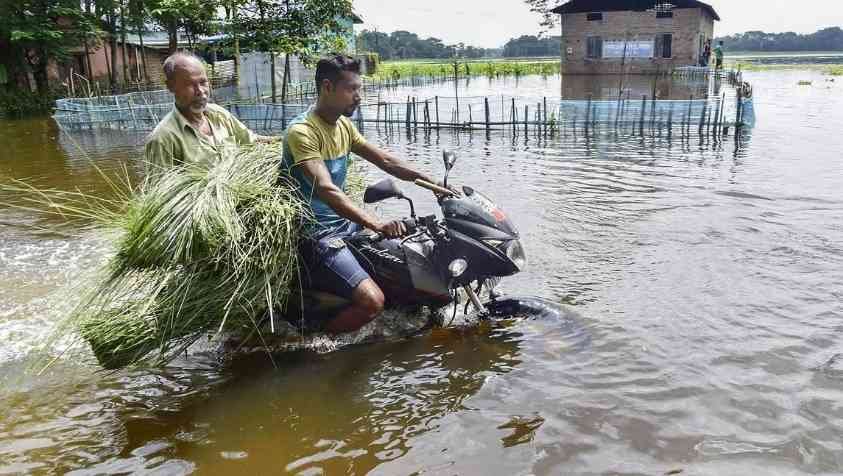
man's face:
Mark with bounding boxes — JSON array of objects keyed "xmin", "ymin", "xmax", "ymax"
[
  {"xmin": 167, "ymin": 61, "xmax": 210, "ymax": 115},
  {"xmin": 323, "ymin": 71, "xmax": 362, "ymax": 117}
]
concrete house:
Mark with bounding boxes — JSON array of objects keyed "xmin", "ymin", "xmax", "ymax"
[{"xmin": 551, "ymin": 0, "xmax": 720, "ymax": 74}]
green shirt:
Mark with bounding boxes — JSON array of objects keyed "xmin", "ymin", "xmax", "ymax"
[
  {"xmin": 143, "ymin": 103, "xmax": 257, "ymax": 175},
  {"xmin": 714, "ymin": 46, "xmax": 724, "ymax": 60}
]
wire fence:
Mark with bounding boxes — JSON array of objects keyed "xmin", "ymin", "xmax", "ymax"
[{"xmin": 53, "ymin": 68, "xmax": 754, "ymax": 140}]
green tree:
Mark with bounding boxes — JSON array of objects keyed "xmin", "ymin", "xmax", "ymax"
[
  {"xmin": 716, "ymin": 27, "xmax": 843, "ymax": 52},
  {"xmin": 147, "ymin": 0, "xmax": 219, "ymax": 54},
  {"xmin": 230, "ymin": 0, "xmax": 353, "ymax": 101},
  {"xmin": 0, "ymin": 0, "xmax": 101, "ymax": 94}
]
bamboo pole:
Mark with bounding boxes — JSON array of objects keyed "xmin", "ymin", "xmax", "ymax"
[
  {"xmin": 484, "ymin": 97, "xmax": 490, "ymax": 132},
  {"xmin": 640, "ymin": 95, "xmax": 647, "ymax": 136},
  {"xmin": 524, "ymin": 104, "xmax": 528, "ymax": 136}
]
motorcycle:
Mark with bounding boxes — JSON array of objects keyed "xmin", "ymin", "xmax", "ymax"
[{"xmin": 279, "ymin": 150, "xmax": 563, "ymax": 334}]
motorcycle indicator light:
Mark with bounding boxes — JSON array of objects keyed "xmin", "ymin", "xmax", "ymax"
[
  {"xmin": 448, "ymin": 259, "xmax": 468, "ymax": 277},
  {"xmin": 505, "ymin": 240, "xmax": 527, "ymax": 270}
]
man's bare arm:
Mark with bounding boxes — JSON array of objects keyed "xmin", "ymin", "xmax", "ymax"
[
  {"xmin": 298, "ymin": 159, "xmax": 406, "ymax": 237},
  {"xmin": 351, "ymin": 142, "xmax": 437, "ymax": 184}
]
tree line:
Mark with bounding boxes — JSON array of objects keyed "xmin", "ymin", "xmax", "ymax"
[
  {"xmin": 356, "ymin": 30, "xmax": 496, "ymax": 60},
  {"xmin": 356, "ymin": 31, "xmax": 562, "ymax": 60},
  {"xmin": 716, "ymin": 27, "xmax": 843, "ymax": 51},
  {"xmin": 0, "ymin": 0, "xmax": 353, "ymax": 98}
]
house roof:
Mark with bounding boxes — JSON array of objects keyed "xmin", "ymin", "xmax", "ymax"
[{"xmin": 550, "ymin": 0, "xmax": 720, "ymax": 21}]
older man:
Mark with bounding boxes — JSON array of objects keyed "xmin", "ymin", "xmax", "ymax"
[{"xmin": 144, "ymin": 52, "xmax": 271, "ymax": 175}]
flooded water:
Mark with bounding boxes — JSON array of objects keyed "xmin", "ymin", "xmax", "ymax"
[{"xmin": 2, "ymin": 69, "xmax": 843, "ymax": 474}]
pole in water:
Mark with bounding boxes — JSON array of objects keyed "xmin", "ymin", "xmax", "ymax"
[
  {"xmin": 435, "ymin": 96, "xmax": 440, "ymax": 127},
  {"xmin": 524, "ymin": 104, "xmax": 529, "ymax": 136},
  {"xmin": 484, "ymin": 97, "xmax": 490, "ymax": 132},
  {"xmin": 543, "ymin": 96, "xmax": 548, "ymax": 138},
  {"xmin": 686, "ymin": 95, "xmax": 693, "ymax": 138},
  {"xmin": 639, "ymin": 95, "xmax": 647, "ymax": 136},
  {"xmin": 412, "ymin": 96, "xmax": 418, "ymax": 131}
]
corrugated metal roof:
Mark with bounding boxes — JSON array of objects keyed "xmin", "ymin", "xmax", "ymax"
[{"xmin": 550, "ymin": 0, "xmax": 720, "ymax": 21}]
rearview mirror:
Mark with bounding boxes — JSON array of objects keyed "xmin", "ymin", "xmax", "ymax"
[
  {"xmin": 363, "ymin": 178, "xmax": 405, "ymax": 204},
  {"xmin": 443, "ymin": 151, "xmax": 457, "ymax": 172}
]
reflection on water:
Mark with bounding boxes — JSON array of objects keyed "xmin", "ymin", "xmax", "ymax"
[{"xmin": 2, "ymin": 70, "xmax": 843, "ymax": 474}]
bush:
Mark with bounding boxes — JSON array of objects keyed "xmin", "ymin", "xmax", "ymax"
[
  {"xmin": 363, "ymin": 52, "xmax": 380, "ymax": 75},
  {"xmin": 0, "ymin": 88, "xmax": 58, "ymax": 117}
]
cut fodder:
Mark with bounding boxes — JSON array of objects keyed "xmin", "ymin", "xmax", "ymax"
[{"xmin": 6, "ymin": 142, "xmax": 315, "ymax": 369}]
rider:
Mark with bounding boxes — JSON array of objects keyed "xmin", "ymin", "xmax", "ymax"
[{"xmin": 282, "ymin": 54, "xmax": 440, "ymax": 334}]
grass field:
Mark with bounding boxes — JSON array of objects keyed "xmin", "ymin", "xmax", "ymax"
[
  {"xmin": 727, "ymin": 62, "xmax": 843, "ymax": 75},
  {"xmin": 372, "ymin": 58, "xmax": 560, "ymax": 81}
]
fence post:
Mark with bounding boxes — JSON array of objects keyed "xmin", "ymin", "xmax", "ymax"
[
  {"xmin": 484, "ymin": 97, "xmax": 490, "ymax": 132},
  {"xmin": 524, "ymin": 104, "xmax": 529, "ymax": 136},
  {"xmin": 412, "ymin": 96, "xmax": 418, "ymax": 131},
  {"xmin": 543, "ymin": 96, "xmax": 548, "ymax": 138},
  {"xmin": 640, "ymin": 95, "xmax": 647, "ymax": 136},
  {"xmin": 686, "ymin": 95, "xmax": 693, "ymax": 138}
]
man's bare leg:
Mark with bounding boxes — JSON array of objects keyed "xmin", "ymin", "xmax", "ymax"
[{"xmin": 325, "ymin": 278, "xmax": 385, "ymax": 333}]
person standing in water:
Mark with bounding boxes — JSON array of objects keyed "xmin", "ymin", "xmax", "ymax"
[{"xmin": 714, "ymin": 41, "xmax": 725, "ymax": 70}]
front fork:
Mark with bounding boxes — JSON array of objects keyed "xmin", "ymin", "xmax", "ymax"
[{"xmin": 463, "ymin": 284, "xmax": 487, "ymax": 315}]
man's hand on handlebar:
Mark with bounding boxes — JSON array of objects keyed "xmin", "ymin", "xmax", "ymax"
[{"xmin": 374, "ymin": 220, "xmax": 408, "ymax": 239}]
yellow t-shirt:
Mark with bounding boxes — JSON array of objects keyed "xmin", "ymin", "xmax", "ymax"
[{"xmin": 282, "ymin": 110, "xmax": 366, "ymax": 231}]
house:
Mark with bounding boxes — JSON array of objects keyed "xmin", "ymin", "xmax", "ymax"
[{"xmin": 551, "ymin": 0, "xmax": 720, "ymax": 74}]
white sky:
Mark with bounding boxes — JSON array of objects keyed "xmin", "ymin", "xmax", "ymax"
[{"xmin": 353, "ymin": 0, "xmax": 843, "ymax": 48}]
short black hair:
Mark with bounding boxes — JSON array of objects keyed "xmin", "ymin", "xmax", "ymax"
[{"xmin": 315, "ymin": 54, "xmax": 361, "ymax": 94}]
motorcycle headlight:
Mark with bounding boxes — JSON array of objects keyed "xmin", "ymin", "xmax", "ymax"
[
  {"xmin": 448, "ymin": 258, "xmax": 468, "ymax": 277},
  {"xmin": 504, "ymin": 240, "xmax": 527, "ymax": 270}
]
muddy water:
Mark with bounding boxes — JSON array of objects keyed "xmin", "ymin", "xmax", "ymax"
[{"xmin": 2, "ymin": 70, "xmax": 843, "ymax": 475}]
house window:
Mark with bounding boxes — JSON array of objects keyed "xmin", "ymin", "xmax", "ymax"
[
  {"xmin": 587, "ymin": 36, "xmax": 603, "ymax": 59},
  {"xmin": 655, "ymin": 33, "xmax": 673, "ymax": 58},
  {"xmin": 586, "ymin": 12, "xmax": 603, "ymax": 21},
  {"xmin": 655, "ymin": 2, "xmax": 674, "ymax": 18}
]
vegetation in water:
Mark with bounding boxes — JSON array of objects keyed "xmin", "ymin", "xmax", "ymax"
[
  {"xmin": 0, "ymin": 89, "xmax": 59, "ymax": 117},
  {"xmin": 370, "ymin": 59, "xmax": 559, "ymax": 82},
  {"xmin": 3, "ymin": 143, "xmax": 317, "ymax": 369},
  {"xmin": 727, "ymin": 61, "xmax": 843, "ymax": 74}
]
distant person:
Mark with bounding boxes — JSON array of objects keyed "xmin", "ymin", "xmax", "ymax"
[
  {"xmin": 714, "ymin": 41, "xmax": 725, "ymax": 70},
  {"xmin": 144, "ymin": 52, "xmax": 274, "ymax": 176},
  {"xmin": 702, "ymin": 40, "xmax": 712, "ymax": 67}
]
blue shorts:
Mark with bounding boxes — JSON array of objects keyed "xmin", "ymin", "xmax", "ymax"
[{"xmin": 299, "ymin": 221, "xmax": 371, "ymax": 299}]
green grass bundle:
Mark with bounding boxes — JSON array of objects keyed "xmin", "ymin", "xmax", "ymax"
[{"xmin": 7, "ymin": 142, "xmax": 314, "ymax": 369}]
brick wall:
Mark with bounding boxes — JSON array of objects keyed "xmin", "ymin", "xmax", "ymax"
[{"xmin": 560, "ymin": 8, "xmax": 715, "ymax": 74}]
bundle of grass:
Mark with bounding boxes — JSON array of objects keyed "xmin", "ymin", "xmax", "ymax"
[{"xmin": 8, "ymin": 142, "xmax": 313, "ymax": 369}]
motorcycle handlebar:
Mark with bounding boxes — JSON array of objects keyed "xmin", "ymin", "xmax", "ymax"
[
  {"xmin": 414, "ymin": 179, "xmax": 457, "ymax": 197},
  {"xmin": 402, "ymin": 217, "xmax": 418, "ymax": 233}
]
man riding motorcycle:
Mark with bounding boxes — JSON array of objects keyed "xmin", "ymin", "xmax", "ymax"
[{"xmin": 282, "ymin": 54, "xmax": 441, "ymax": 334}]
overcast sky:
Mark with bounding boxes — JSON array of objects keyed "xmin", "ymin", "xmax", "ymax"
[{"xmin": 353, "ymin": 0, "xmax": 843, "ymax": 48}]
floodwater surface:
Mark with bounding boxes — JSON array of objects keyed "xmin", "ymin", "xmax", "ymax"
[{"xmin": 1, "ymin": 70, "xmax": 843, "ymax": 475}]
